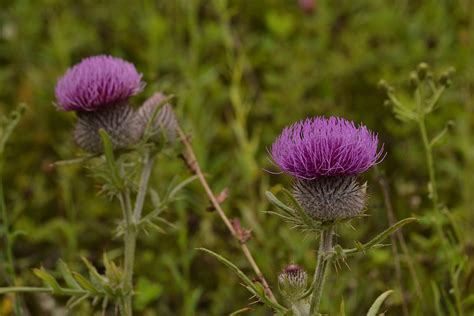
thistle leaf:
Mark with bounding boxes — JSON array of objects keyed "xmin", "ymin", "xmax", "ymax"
[
  {"xmin": 367, "ymin": 290, "xmax": 393, "ymax": 316},
  {"xmin": 197, "ymin": 247, "xmax": 287, "ymax": 313},
  {"xmin": 72, "ymin": 272, "xmax": 99, "ymax": 294},
  {"xmin": 99, "ymin": 129, "xmax": 123, "ymax": 189},
  {"xmin": 58, "ymin": 260, "xmax": 81, "ymax": 290},
  {"xmin": 33, "ymin": 267, "xmax": 62, "ymax": 293},
  {"xmin": 343, "ymin": 217, "xmax": 417, "ymax": 256}
]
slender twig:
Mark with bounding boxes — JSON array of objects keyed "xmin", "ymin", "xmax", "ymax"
[
  {"xmin": 309, "ymin": 226, "xmax": 333, "ymax": 315},
  {"xmin": 176, "ymin": 125, "xmax": 276, "ymax": 302},
  {"xmin": 376, "ymin": 169, "xmax": 422, "ymax": 314}
]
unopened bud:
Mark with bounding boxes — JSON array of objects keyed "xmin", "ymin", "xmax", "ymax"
[
  {"xmin": 417, "ymin": 63, "xmax": 429, "ymax": 80},
  {"xmin": 278, "ymin": 264, "xmax": 308, "ymax": 300},
  {"xmin": 409, "ymin": 71, "xmax": 419, "ymax": 88},
  {"xmin": 137, "ymin": 92, "xmax": 177, "ymax": 144}
]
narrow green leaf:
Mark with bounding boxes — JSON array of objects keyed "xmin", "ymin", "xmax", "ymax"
[
  {"xmin": 81, "ymin": 257, "xmax": 106, "ymax": 290},
  {"xmin": 66, "ymin": 294, "xmax": 90, "ymax": 309},
  {"xmin": 265, "ymin": 191, "xmax": 295, "ymax": 216},
  {"xmin": 72, "ymin": 272, "xmax": 99, "ymax": 294},
  {"xmin": 197, "ymin": 247, "xmax": 287, "ymax": 313},
  {"xmin": 33, "ymin": 267, "xmax": 62, "ymax": 293},
  {"xmin": 230, "ymin": 307, "xmax": 252, "ymax": 315},
  {"xmin": 344, "ymin": 218, "xmax": 417, "ymax": 256},
  {"xmin": 340, "ymin": 297, "xmax": 346, "ymax": 316},
  {"xmin": 168, "ymin": 175, "xmax": 199, "ymax": 200},
  {"xmin": 367, "ymin": 290, "xmax": 393, "ymax": 316},
  {"xmin": 98, "ymin": 129, "xmax": 123, "ymax": 189},
  {"xmin": 281, "ymin": 189, "xmax": 317, "ymax": 228},
  {"xmin": 58, "ymin": 260, "xmax": 81, "ymax": 290},
  {"xmin": 431, "ymin": 282, "xmax": 443, "ymax": 316}
]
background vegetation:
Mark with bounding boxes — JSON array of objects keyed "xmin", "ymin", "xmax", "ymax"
[{"xmin": 1, "ymin": 0, "xmax": 473, "ymax": 314}]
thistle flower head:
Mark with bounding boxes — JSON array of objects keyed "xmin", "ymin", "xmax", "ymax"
[
  {"xmin": 271, "ymin": 117, "xmax": 383, "ymax": 180},
  {"xmin": 278, "ymin": 264, "xmax": 308, "ymax": 301},
  {"xmin": 55, "ymin": 55, "xmax": 144, "ymax": 111}
]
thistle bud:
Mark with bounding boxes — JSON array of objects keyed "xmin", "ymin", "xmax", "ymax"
[
  {"xmin": 278, "ymin": 264, "xmax": 308, "ymax": 300},
  {"xmin": 137, "ymin": 92, "xmax": 177, "ymax": 144}
]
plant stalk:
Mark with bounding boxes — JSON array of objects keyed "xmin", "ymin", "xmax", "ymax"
[
  {"xmin": 176, "ymin": 125, "xmax": 277, "ymax": 302},
  {"xmin": 119, "ymin": 150, "xmax": 155, "ymax": 315},
  {"xmin": 0, "ymin": 160, "xmax": 22, "ymax": 315},
  {"xmin": 309, "ymin": 226, "xmax": 334, "ymax": 315}
]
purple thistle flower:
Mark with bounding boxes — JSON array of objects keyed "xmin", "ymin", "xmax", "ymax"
[
  {"xmin": 55, "ymin": 55, "xmax": 144, "ymax": 111},
  {"xmin": 271, "ymin": 116, "xmax": 383, "ymax": 180}
]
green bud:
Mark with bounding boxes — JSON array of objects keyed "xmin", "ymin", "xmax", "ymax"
[
  {"xmin": 409, "ymin": 71, "xmax": 419, "ymax": 88},
  {"xmin": 417, "ymin": 62, "xmax": 429, "ymax": 80},
  {"xmin": 278, "ymin": 264, "xmax": 308, "ymax": 301}
]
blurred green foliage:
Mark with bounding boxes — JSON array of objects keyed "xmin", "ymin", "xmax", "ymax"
[{"xmin": 0, "ymin": 0, "xmax": 473, "ymax": 315}]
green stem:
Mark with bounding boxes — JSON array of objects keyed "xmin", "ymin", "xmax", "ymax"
[
  {"xmin": 119, "ymin": 150, "xmax": 155, "ymax": 316},
  {"xmin": 309, "ymin": 226, "xmax": 334, "ymax": 315},
  {"xmin": 0, "ymin": 287, "xmax": 87, "ymax": 296},
  {"xmin": 119, "ymin": 189, "xmax": 135, "ymax": 316},
  {"xmin": 133, "ymin": 150, "xmax": 154, "ymax": 221},
  {"xmin": 0, "ymin": 160, "xmax": 22, "ymax": 315},
  {"xmin": 418, "ymin": 114, "xmax": 463, "ymax": 315},
  {"xmin": 418, "ymin": 119, "xmax": 439, "ymax": 209}
]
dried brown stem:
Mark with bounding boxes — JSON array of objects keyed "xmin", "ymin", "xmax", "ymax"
[{"xmin": 177, "ymin": 125, "xmax": 276, "ymax": 302}]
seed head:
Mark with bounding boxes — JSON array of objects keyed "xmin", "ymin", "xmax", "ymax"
[{"xmin": 55, "ymin": 55, "xmax": 144, "ymax": 111}]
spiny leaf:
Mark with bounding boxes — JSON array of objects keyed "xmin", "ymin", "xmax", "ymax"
[
  {"xmin": 81, "ymin": 257, "xmax": 106, "ymax": 291},
  {"xmin": 58, "ymin": 260, "xmax": 81, "ymax": 290},
  {"xmin": 367, "ymin": 290, "xmax": 393, "ymax": 316},
  {"xmin": 265, "ymin": 191, "xmax": 295, "ymax": 215},
  {"xmin": 344, "ymin": 218, "xmax": 417, "ymax": 256},
  {"xmin": 99, "ymin": 129, "xmax": 123, "ymax": 189},
  {"xmin": 72, "ymin": 272, "xmax": 99, "ymax": 294},
  {"xmin": 33, "ymin": 267, "xmax": 62, "ymax": 293},
  {"xmin": 168, "ymin": 175, "xmax": 199, "ymax": 200},
  {"xmin": 197, "ymin": 247, "xmax": 287, "ymax": 313},
  {"xmin": 66, "ymin": 294, "xmax": 90, "ymax": 309}
]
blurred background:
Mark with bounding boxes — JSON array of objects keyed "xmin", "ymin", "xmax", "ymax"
[{"xmin": 0, "ymin": 0, "xmax": 473, "ymax": 315}]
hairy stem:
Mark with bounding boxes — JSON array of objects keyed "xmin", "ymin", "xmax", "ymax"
[
  {"xmin": 119, "ymin": 151, "xmax": 154, "ymax": 316},
  {"xmin": 133, "ymin": 150, "xmax": 154, "ymax": 221},
  {"xmin": 177, "ymin": 125, "xmax": 277, "ymax": 302},
  {"xmin": 309, "ymin": 226, "xmax": 333, "ymax": 315}
]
